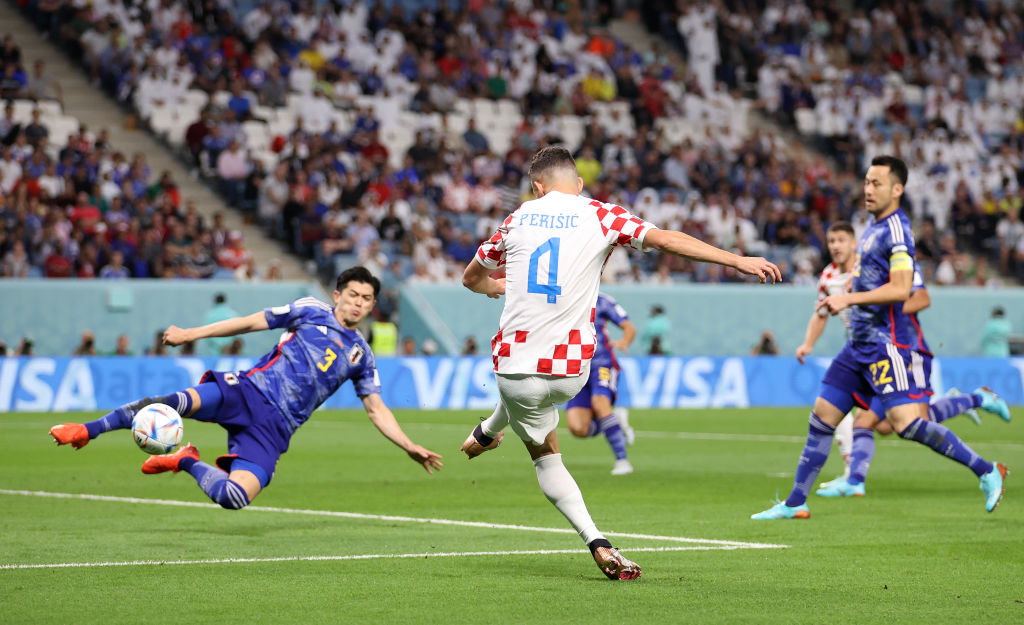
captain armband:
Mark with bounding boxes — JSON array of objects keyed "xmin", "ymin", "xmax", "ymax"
[{"xmin": 889, "ymin": 251, "xmax": 912, "ymax": 271}]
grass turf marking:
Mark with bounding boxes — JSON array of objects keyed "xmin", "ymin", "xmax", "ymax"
[{"xmin": 0, "ymin": 488, "xmax": 789, "ymax": 551}]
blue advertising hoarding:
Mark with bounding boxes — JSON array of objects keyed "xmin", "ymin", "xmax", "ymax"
[{"xmin": 1, "ymin": 356, "xmax": 1022, "ymax": 413}]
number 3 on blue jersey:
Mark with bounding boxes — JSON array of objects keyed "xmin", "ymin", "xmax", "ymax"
[{"xmin": 528, "ymin": 237, "xmax": 562, "ymax": 304}]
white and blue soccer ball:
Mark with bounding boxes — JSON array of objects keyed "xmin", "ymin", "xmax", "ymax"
[{"xmin": 131, "ymin": 403, "xmax": 184, "ymax": 454}]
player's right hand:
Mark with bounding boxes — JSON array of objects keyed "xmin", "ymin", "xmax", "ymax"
[
  {"xmin": 162, "ymin": 325, "xmax": 191, "ymax": 346},
  {"xmin": 795, "ymin": 343, "xmax": 812, "ymax": 364},
  {"xmin": 407, "ymin": 445, "xmax": 444, "ymax": 474},
  {"xmin": 487, "ymin": 277, "xmax": 506, "ymax": 299},
  {"xmin": 734, "ymin": 256, "xmax": 783, "ymax": 284}
]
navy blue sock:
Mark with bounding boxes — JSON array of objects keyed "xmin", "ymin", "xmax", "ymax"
[
  {"xmin": 84, "ymin": 391, "xmax": 197, "ymax": 439},
  {"xmin": 929, "ymin": 395, "xmax": 978, "ymax": 423},
  {"xmin": 84, "ymin": 408, "xmax": 134, "ymax": 439},
  {"xmin": 586, "ymin": 420, "xmax": 600, "ymax": 437},
  {"xmin": 785, "ymin": 412, "xmax": 835, "ymax": 507},
  {"xmin": 598, "ymin": 415, "xmax": 628, "ymax": 461},
  {"xmin": 183, "ymin": 459, "xmax": 251, "ymax": 509},
  {"xmin": 899, "ymin": 418, "xmax": 993, "ymax": 477},
  {"xmin": 847, "ymin": 428, "xmax": 875, "ymax": 485}
]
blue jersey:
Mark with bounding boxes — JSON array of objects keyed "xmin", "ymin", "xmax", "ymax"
[
  {"xmin": 593, "ymin": 293, "xmax": 630, "ymax": 368},
  {"xmin": 905, "ymin": 262, "xmax": 932, "ymax": 356},
  {"xmin": 849, "ymin": 208, "xmax": 916, "ymax": 348},
  {"xmin": 243, "ymin": 297, "xmax": 381, "ymax": 433}
]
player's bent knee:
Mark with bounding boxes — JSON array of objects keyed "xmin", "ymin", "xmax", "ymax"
[{"xmin": 567, "ymin": 422, "xmax": 590, "ymax": 438}]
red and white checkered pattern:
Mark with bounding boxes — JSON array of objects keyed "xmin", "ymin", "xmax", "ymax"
[
  {"xmin": 476, "ymin": 214, "xmax": 514, "ymax": 267},
  {"xmin": 817, "ymin": 261, "xmax": 852, "ymax": 331},
  {"xmin": 593, "ymin": 201, "xmax": 650, "ymax": 250},
  {"xmin": 491, "ymin": 329, "xmax": 529, "ymax": 369},
  {"xmin": 537, "ymin": 329, "xmax": 596, "ymax": 376},
  {"xmin": 476, "ymin": 191, "xmax": 656, "ymax": 376}
]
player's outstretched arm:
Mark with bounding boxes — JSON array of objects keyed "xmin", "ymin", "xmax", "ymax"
[
  {"xmin": 462, "ymin": 259, "xmax": 506, "ymax": 299},
  {"xmin": 796, "ymin": 311, "xmax": 828, "ymax": 364},
  {"xmin": 821, "ymin": 269, "xmax": 912, "ymax": 315},
  {"xmin": 361, "ymin": 393, "xmax": 444, "ymax": 474},
  {"xmin": 643, "ymin": 229, "xmax": 782, "ymax": 283},
  {"xmin": 163, "ymin": 311, "xmax": 270, "ymax": 346}
]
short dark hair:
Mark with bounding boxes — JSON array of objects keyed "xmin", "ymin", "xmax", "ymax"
[
  {"xmin": 993, "ymin": 306, "xmax": 1005, "ymax": 318},
  {"xmin": 870, "ymin": 155, "xmax": 908, "ymax": 186},
  {"xmin": 336, "ymin": 265, "xmax": 381, "ymax": 297},
  {"xmin": 528, "ymin": 146, "xmax": 577, "ymax": 182},
  {"xmin": 214, "ymin": 293, "xmax": 226, "ymax": 304},
  {"xmin": 827, "ymin": 221, "xmax": 855, "ymax": 236}
]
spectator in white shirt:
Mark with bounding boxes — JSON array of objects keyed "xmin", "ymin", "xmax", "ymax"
[
  {"xmin": 289, "ymin": 59, "xmax": 315, "ymax": 95},
  {"xmin": 997, "ymin": 207, "xmax": 1024, "ymax": 274},
  {"xmin": 300, "ymin": 87, "xmax": 333, "ymax": 133}
]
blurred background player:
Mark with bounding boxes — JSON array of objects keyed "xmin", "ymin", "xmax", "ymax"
[
  {"xmin": 50, "ymin": 267, "xmax": 443, "ymax": 510},
  {"xmin": 565, "ymin": 291, "xmax": 636, "ymax": 475},
  {"xmin": 816, "ymin": 259, "xmax": 1011, "ymax": 497},
  {"xmin": 795, "ymin": 221, "xmax": 858, "ymax": 484},
  {"xmin": 460, "ymin": 146, "xmax": 781, "ymax": 579},
  {"xmin": 752, "ymin": 156, "xmax": 1006, "ymax": 520}
]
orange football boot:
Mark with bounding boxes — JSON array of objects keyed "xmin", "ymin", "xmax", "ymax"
[
  {"xmin": 49, "ymin": 423, "xmax": 90, "ymax": 449},
  {"xmin": 141, "ymin": 443, "xmax": 200, "ymax": 474}
]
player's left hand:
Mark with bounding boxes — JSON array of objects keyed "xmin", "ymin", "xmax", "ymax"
[
  {"xmin": 821, "ymin": 294, "xmax": 851, "ymax": 315},
  {"xmin": 610, "ymin": 339, "xmax": 630, "ymax": 353},
  {"xmin": 734, "ymin": 257, "xmax": 783, "ymax": 284},
  {"xmin": 407, "ymin": 445, "xmax": 444, "ymax": 474}
]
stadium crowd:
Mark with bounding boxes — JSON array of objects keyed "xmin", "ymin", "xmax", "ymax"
[
  {"xmin": 4, "ymin": 0, "xmax": 1023, "ymax": 288},
  {"xmin": 649, "ymin": 0, "xmax": 1024, "ymax": 285},
  {"xmin": 0, "ymin": 32, "xmax": 287, "ymax": 280}
]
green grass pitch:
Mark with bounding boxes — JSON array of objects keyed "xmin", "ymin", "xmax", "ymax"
[{"xmin": 1, "ymin": 408, "xmax": 1022, "ymax": 624}]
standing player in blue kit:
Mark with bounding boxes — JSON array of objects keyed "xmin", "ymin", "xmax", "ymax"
[{"xmin": 752, "ymin": 156, "xmax": 1007, "ymax": 519}]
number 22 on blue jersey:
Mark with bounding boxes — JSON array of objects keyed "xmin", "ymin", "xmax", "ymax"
[{"xmin": 528, "ymin": 237, "xmax": 562, "ymax": 304}]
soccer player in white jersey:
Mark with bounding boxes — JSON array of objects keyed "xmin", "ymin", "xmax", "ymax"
[
  {"xmin": 794, "ymin": 221, "xmax": 858, "ymax": 485},
  {"xmin": 459, "ymin": 146, "xmax": 782, "ymax": 580}
]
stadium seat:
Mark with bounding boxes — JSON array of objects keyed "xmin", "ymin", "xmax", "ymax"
[
  {"xmin": 211, "ymin": 90, "xmax": 231, "ymax": 109},
  {"xmin": 185, "ymin": 89, "xmax": 210, "ymax": 110},
  {"xmin": 454, "ymin": 98, "xmax": 475, "ymax": 117},
  {"xmin": 902, "ymin": 85, "xmax": 924, "ymax": 106},
  {"xmin": 35, "ymin": 100, "xmax": 62, "ymax": 118},
  {"xmin": 11, "ymin": 99, "xmax": 34, "ymax": 123},
  {"xmin": 251, "ymin": 104, "xmax": 275, "ymax": 122},
  {"xmin": 149, "ymin": 108, "xmax": 177, "ymax": 138},
  {"xmin": 242, "ymin": 120, "xmax": 271, "ymax": 150},
  {"xmin": 795, "ymin": 108, "xmax": 817, "ymax": 135}
]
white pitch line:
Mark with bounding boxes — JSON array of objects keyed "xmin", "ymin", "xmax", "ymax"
[
  {"xmin": 0, "ymin": 489, "xmax": 788, "ymax": 550},
  {"xmin": 635, "ymin": 430, "xmax": 1024, "ymax": 450},
  {"xmin": 0, "ymin": 544, "xmax": 785, "ymax": 571}
]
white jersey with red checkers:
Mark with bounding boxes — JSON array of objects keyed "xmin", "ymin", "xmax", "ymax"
[
  {"xmin": 816, "ymin": 261, "xmax": 853, "ymax": 333},
  {"xmin": 475, "ymin": 190, "xmax": 656, "ymax": 376}
]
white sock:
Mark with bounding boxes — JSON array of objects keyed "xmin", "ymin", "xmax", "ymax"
[
  {"xmin": 533, "ymin": 453, "xmax": 603, "ymax": 544},
  {"xmin": 480, "ymin": 402, "xmax": 509, "ymax": 438},
  {"xmin": 835, "ymin": 413, "xmax": 854, "ymax": 478}
]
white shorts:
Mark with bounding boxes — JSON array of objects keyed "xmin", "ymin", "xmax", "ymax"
[{"xmin": 495, "ymin": 368, "xmax": 589, "ymax": 446}]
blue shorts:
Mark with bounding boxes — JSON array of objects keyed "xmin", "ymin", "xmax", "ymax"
[
  {"xmin": 819, "ymin": 342, "xmax": 925, "ymax": 416},
  {"xmin": 565, "ymin": 363, "xmax": 618, "ymax": 411},
  {"xmin": 863, "ymin": 351, "xmax": 933, "ymax": 418},
  {"xmin": 199, "ymin": 370, "xmax": 293, "ymax": 487}
]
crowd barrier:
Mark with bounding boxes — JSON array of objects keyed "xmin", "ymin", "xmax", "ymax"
[{"xmin": 2, "ymin": 356, "xmax": 1021, "ymax": 412}]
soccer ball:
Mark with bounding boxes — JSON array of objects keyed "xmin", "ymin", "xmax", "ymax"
[{"xmin": 131, "ymin": 403, "xmax": 184, "ymax": 454}]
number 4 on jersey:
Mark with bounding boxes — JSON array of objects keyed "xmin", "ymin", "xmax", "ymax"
[{"xmin": 528, "ymin": 237, "xmax": 562, "ymax": 304}]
